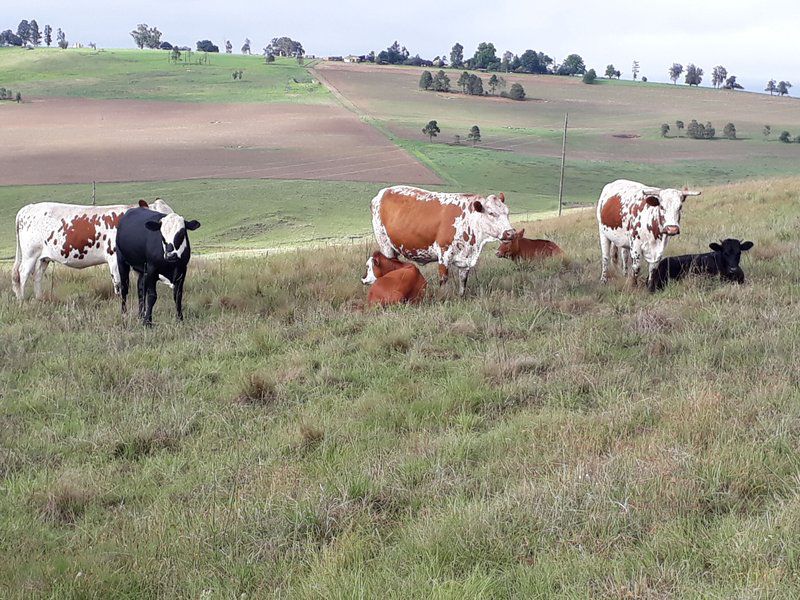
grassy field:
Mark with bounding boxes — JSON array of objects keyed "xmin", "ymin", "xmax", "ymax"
[
  {"xmin": 1, "ymin": 178, "xmax": 799, "ymax": 597},
  {"xmin": 0, "ymin": 48, "xmax": 330, "ymax": 104}
]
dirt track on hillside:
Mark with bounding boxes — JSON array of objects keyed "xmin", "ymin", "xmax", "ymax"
[{"xmin": 0, "ymin": 98, "xmax": 441, "ymax": 185}]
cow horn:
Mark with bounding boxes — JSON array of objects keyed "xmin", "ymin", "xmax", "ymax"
[
  {"xmin": 641, "ymin": 187, "xmax": 661, "ymax": 196},
  {"xmin": 682, "ymin": 190, "xmax": 701, "ymax": 196}
]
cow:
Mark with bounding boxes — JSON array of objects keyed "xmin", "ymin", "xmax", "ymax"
[
  {"xmin": 368, "ymin": 185, "xmax": 515, "ymax": 296},
  {"xmin": 648, "ymin": 238, "xmax": 754, "ymax": 292},
  {"xmin": 362, "ymin": 251, "xmax": 427, "ymax": 306},
  {"xmin": 597, "ymin": 179, "xmax": 701, "ymax": 286},
  {"xmin": 496, "ymin": 229, "xmax": 562, "ymax": 261},
  {"xmin": 115, "ymin": 207, "xmax": 200, "ymax": 326},
  {"xmin": 12, "ymin": 198, "xmax": 173, "ymax": 301}
]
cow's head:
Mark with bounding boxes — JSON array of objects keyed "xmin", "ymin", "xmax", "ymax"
[
  {"xmin": 641, "ymin": 187, "xmax": 701, "ymax": 236},
  {"xmin": 362, "ymin": 252, "xmax": 405, "ymax": 284},
  {"xmin": 709, "ymin": 238, "xmax": 753, "ymax": 276},
  {"xmin": 496, "ymin": 228, "xmax": 524, "ymax": 258},
  {"xmin": 471, "ymin": 192, "xmax": 515, "ymax": 242},
  {"xmin": 149, "ymin": 197, "xmax": 175, "ymax": 215},
  {"xmin": 146, "ymin": 213, "xmax": 201, "ymax": 263}
]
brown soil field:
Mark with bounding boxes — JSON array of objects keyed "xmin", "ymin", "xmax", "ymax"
[{"xmin": 0, "ymin": 98, "xmax": 442, "ymax": 186}]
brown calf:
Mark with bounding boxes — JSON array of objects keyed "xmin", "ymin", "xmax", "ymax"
[
  {"xmin": 495, "ymin": 229, "xmax": 562, "ymax": 261},
  {"xmin": 365, "ymin": 252, "xmax": 427, "ymax": 307}
]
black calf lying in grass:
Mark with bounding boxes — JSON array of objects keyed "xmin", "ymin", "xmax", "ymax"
[{"xmin": 649, "ymin": 238, "xmax": 754, "ymax": 292}]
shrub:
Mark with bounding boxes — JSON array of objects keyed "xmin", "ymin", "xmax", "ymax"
[
  {"xmin": 723, "ymin": 123, "xmax": 736, "ymax": 139},
  {"xmin": 779, "ymin": 131, "xmax": 792, "ymax": 143},
  {"xmin": 507, "ymin": 83, "xmax": 526, "ymax": 100},
  {"xmin": 660, "ymin": 123, "xmax": 670, "ymax": 137},
  {"xmin": 419, "ymin": 70, "xmax": 433, "ymax": 90},
  {"xmin": 582, "ymin": 69, "xmax": 597, "ymax": 84}
]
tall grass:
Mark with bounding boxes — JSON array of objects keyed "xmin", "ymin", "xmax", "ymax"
[{"xmin": 1, "ymin": 178, "xmax": 799, "ymax": 597}]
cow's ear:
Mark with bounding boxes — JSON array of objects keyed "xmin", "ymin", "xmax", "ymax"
[
  {"xmin": 498, "ymin": 192, "xmax": 505, "ymax": 203},
  {"xmin": 645, "ymin": 195, "xmax": 660, "ymax": 207},
  {"xmin": 472, "ymin": 200, "xmax": 484, "ymax": 213},
  {"xmin": 709, "ymin": 242, "xmax": 722, "ymax": 252},
  {"xmin": 740, "ymin": 241, "xmax": 754, "ymax": 251},
  {"xmin": 145, "ymin": 220, "xmax": 162, "ymax": 231},
  {"xmin": 518, "ymin": 228, "xmax": 525, "ymax": 238},
  {"xmin": 138, "ymin": 199, "xmax": 149, "ymax": 208},
  {"xmin": 185, "ymin": 220, "xmax": 201, "ymax": 231}
]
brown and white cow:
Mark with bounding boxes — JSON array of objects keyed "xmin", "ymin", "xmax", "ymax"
[
  {"xmin": 597, "ymin": 180, "xmax": 700, "ymax": 286},
  {"xmin": 367, "ymin": 185, "xmax": 515, "ymax": 296},
  {"xmin": 364, "ymin": 252, "xmax": 427, "ymax": 306},
  {"xmin": 12, "ymin": 198, "xmax": 173, "ymax": 300}
]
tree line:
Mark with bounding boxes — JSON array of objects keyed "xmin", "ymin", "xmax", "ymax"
[
  {"xmin": 1, "ymin": 19, "xmax": 66, "ymax": 49},
  {"xmin": 419, "ymin": 70, "xmax": 526, "ymax": 100}
]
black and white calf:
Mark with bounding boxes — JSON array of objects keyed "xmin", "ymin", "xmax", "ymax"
[
  {"xmin": 648, "ymin": 238, "xmax": 754, "ymax": 292},
  {"xmin": 116, "ymin": 207, "xmax": 201, "ymax": 325}
]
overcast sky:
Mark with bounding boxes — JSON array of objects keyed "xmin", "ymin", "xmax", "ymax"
[{"xmin": 7, "ymin": 0, "xmax": 799, "ymax": 91}]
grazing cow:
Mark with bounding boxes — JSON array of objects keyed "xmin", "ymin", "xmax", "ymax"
[
  {"xmin": 369, "ymin": 185, "xmax": 515, "ymax": 296},
  {"xmin": 115, "ymin": 207, "xmax": 200, "ymax": 325},
  {"xmin": 649, "ymin": 238, "xmax": 754, "ymax": 292},
  {"xmin": 12, "ymin": 198, "xmax": 173, "ymax": 300},
  {"xmin": 597, "ymin": 179, "xmax": 701, "ymax": 286},
  {"xmin": 362, "ymin": 251, "xmax": 427, "ymax": 306},
  {"xmin": 496, "ymin": 229, "xmax": 562, "ymax": 261}
]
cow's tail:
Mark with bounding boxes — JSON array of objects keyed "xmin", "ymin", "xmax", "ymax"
[{"xmin": 11, "ymin": 211, "xmax": 23, "ymax": 297}]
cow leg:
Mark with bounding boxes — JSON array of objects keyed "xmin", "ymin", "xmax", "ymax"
[
  {"xmin": 142, "ymin": 269, "xmax": 158, "ymax": 327},
  {"xmin": 32, "ymin": 258, "xmax": 50, "ymax": 300},
  {"xmin": 620, "ymin": 248, "xmax": 631, "ymax": 276},
  {"xmin": 15, "ymin": 254, "xmax": 38, "ymax": 302},
  {"xmin": 107, "ymin": 257, "xmax": 122, "ymax": 296},
  {"xmin": 629, "ymin": 249, "xmax": 642, "ymax": 286},
  {"xmin": 136, "ymin": 272, "xmax": 146, "ymax": 318},
  {"xmin": 599, "ymin": 235, "xmax": 612, "ymax": 283},
  {"xmin": 438, "ymin": 264, "xmax": 449, "ymax": 286},
  {"xmin": 173, "ymin": 272, "xmax": 185, "ymax": 321},
  {"xmin": 646, "ymin": 261, "xmax": 658, "ymax": 290},
  {"xmin": 458, "ymin": 268, "xmax": 470, "ymax": 297},
  {"xmin": 117, "ymin": 256, "xmax": 131, "ymax": 314}
]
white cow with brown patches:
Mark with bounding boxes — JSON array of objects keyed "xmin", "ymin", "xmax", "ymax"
[
  {"xmin": 12, "ymin": 198, "xmax": 173, "ymax": 300},
  {"xmin": 597, "ymin": 180, "xmax": 700, "ymax": 286},
  {"xmin": 365, "ymin": 185, "xmax": 515, "ymax": 296}
]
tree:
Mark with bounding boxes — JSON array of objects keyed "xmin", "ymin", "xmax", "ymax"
[
  {"xmin": 170, "ymin": 47, "xmax": 181, "ymax": 63},
  {"xmin": 265, "ymin": 53, "xmax": 275, "ymax": 63},
  {"xmin": 466, "ymin": 74, "xmax": 484, "ymax": 95},
  {"xmin": 685, "ymin": 64, "xmax": 703, "ymax": 86},
  {"xmin": 675, "ymin": 120, "xmax": 685, "ymax": 134},
  {"xmin": 472, "ymin": 42, "xmax": 498, "ymax": 70},
  {"xmin": 422, "ymin": 120, "xmax": 441, "ymax": 142},
  {"xmin": 582, "ymin": 68, "xmax": 597, "ymax": 84},
  {"xmin": 159, "ymin": 41, "xmax": 173, "ymax": 50},
  {"xmin": 712, "ymin": 66, "xmax": 727, "ymax": 88},
  {"xmin": 507, "ymin": 83, "xmax": 526, "ymax": 100},
  {"xmin": 450, "ymin": 43, "xmax": 463, "ymax": 68},
  {"xmin": 196, "ymin": 40, "xmax": 219, "ymax": 53},
  {"xmin": 632, "ymin": 60, "xmax": 640, "ymax": 81},
  {"xmin": 488, "ymin": 74, "xmax": 499, "ymax": 94},
  {"xmin": 0, "ymin": 30, "xmax": 23, "ymax": 46},
  {"xmin": 686, "ymin": 119, "xmax": 714, "ymax": 139},
  {"xmin": 765, "ymin": 79, "xmax": 777, "ymax": 95},
  {"xmin": 56, "ymin": 28, "xmax": 67, "ymax": 49},
  {"xmin": 44, "ymin": 24, "xmax": 52, "ymax": 47},
  {"xmin": 660, "ymin": 123, "xmax": 670, "ymax": 137},
  {"xmin": 557, "ymin": 54, "xmax": 586, "ymax": 75},
  {"xmin": 518, "ymin": 49, "xmax": 551, "ymax": 74},
  {"xmin": 266, "ymin": 37, "xmax": 304, "ymax": 57},
  {"xmin": 377, "ymin": 40, "xmax": 406, "ymax": 64},
  {"xmin": 723, "ymin": 75, "xmax": 743, "ymax": 90},
  {"xmin": 723, "ymin": 123, "xmax": 736, "ymax": 139},
  {"xmin": 241, "ymin": 38, "xmax": 251, "ymax": 54},
  {"xmin": 500, "ymin": 51, "xmax": 513, "ymax": 72},
  {"xmin": 457, "ymin": 71, "xmax": 470, "ymax": 93},
  {"xmin": 641, "ymin": 76, "xmax": 647, "ymax": 82},
  {"xmin": 225, "ymin": 40, "xmax": 232, "ymax": 54},
  {"xmin": 130, "ymin": 24, "xmax": 162, "ymax": 49},
  {"xmin": 668, "ymin": 63, "xmax": 683, "ymax": 84},
  {"xmin": 15, "ymin": 91, "xmax": 21, "ymax": 103},
  {"xmin": 777, "ymin": 81, "xmax": 792, "ymax": 96},
  {"xmin": 29, "ymin": 20, "xmax": 41, "ymax": 46},
  {"xmin": 432, "ymin": 70, "xmax": 450, "ymax": 92},
  {"xmin": 17, "ymin": 20, "xmax": 30, "ymax": 44},
  {"xmin": 705, "ymin": 121, "xmax": 716, "ymax": 138},
  {"xmin": 419, "ymin": 70, "xmax": 433, "ymax": 90},
  {"xmin": 763, "ymin": 125, "xmax": 771, "ymax": 139},
  {"xmin": 605, "ymin": 64, "xmax": 617, "ymax": 78},
  {"xmin": 779, "ymin": 131, "xmax": 791, "ymax": 143},
  {"xmin": 468, "ymin": 125, "xmax": 481, "ymax": 145}
]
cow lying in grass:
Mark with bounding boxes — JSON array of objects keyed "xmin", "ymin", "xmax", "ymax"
[
  {"xmin": 648, "ymin": 238, "xmax": 754, "ymax": 292},
  {"xmin": 116, "ymin": 206, "xmax": 201, "ymax": 325},
  {"xmin": 362, "ymin": 251, "xmax": 427, "ymax": 306},
  {"xmin": 495, "ymin": 229, "xmax": 562, "ymax": 261}
]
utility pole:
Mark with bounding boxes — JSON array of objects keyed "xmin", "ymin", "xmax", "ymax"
[
  {"xmin": 558, "ymin": 113, "xmax": 568, "ymax": 217},
  {"xmin": 92, "ymin": 181, "xmax": 96, "ymax": 205}
]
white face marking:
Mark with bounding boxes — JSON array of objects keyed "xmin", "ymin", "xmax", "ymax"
[
  {"xmin": 361, "ymin": 256, "xmax": 377, "ymax": 284},
  {"xmin": 158, "ymin": 213, "xmax": 188, "ymax": 261}
]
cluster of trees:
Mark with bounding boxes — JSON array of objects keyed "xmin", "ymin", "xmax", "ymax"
[
  {"xmin": 196, "ymin": 40, "xmax": 219, "ymax": 53},
  {"xmin": 419, "ymin": 69, "xmax": 523, "ymax": 100},
  {"xmin": 765, "ymin": 80, "xmax": 792, "ymax": 96},
  {"xmin": 231, "ymin": 70, "xmax": 244, "ymax": 80},
  {"xmin": 775, "ymin": 128, "xmax": 800, "ymax": 143},
  {"xmin": 264, "ymin": 37, "xmax": 304, "ymax": 57},
  {"xmin": 661, "ymin": 119, "xmax": 737, "ymax": 140},
  {"xmin": 0, "ymin": 87, "xmax": 22, "ymax": 102},
  {"xmin": 670, "ymin": 63, "xmax": 743, "ymax": 90},
  {"xmin": 422, "ymin": 121, "xmax": 482, "ymax": 145},
  {"xmin": 1, "ymin": 20, "xmax": 61, "ymax": 48}
]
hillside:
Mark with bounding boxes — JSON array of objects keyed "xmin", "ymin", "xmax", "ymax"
[{"xmin": 1, "ymin": 178, "xmax": 799, "ymax": 597}]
